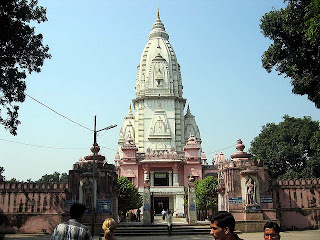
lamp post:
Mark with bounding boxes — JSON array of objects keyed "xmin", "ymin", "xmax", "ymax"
[{"xmin": 91, "ymin": 115, "xmax": 117, "ymax": 235}]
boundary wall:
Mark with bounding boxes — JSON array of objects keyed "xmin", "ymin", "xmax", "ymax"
[{"xmin": 271, "ymin": 178, "xmax": 320, "ymax": 230}]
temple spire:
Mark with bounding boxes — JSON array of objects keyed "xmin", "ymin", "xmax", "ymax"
[{"xmin": 157, "ymin": 7, "xmax": 160, "ymax": 19}]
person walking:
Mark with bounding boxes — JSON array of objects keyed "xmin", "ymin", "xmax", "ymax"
[
  {"xmin": 51, "ymin": 203, "xmax": 92, "ymax": 240},
  {"xmin": 136, "ymin": 208, "xmax": 141, "ymax": 222},
  {"xmin": 210, "ymin": 211, "xmax": 242, "ymax": 240},
  {"xmin": 166, "ymin": 210, "xmax": 173, "ymax": 236},
  {"xmin": 264, "ymin": 222, "xmax": 280, "ymax": 240}
]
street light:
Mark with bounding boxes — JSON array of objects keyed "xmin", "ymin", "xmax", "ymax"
[{"xmin": 91, "ymin": 115, "xmax": 117, "ymax": 235}]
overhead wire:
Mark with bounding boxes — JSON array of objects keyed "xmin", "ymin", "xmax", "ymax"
[
  {"xmin": 0, "ymin": 138, "xmax": 118, "ymax": 152},
  {"xmin": 0, "ymin": 138, "xmax": 87, "ymax": 150},
  {"xmin": 206, "ymin": 144, "xmax": 235, "ymax": 154},
  {"xmin": 26, "ymin": 94, "xmax": 93, "ymax": 131}
]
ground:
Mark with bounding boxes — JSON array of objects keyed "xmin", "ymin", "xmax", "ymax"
[{"xmin": 4, "ymin": 229, "xmax": 320, "ymax": 240}]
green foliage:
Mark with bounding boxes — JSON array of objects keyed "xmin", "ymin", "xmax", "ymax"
[
  {"xmin": 6, "ymin": 178, "xmax": 18, "ymax": 183},
  {"xmin": 0, "ymin": 0, "xmax": 51, "ymax": 135},
  {"xmin": 250, "ymin": 115, "xmax": 320, "ymax": 179},
  {"xmin": 260, "ymin": 0, "xmax": 320, "ymax": 108},
  {"xmin": 195, "ymin": 176, "xmax": 218, "ymax": 211},
  {"xmin": 36, "ymin": 171, "xmax": 69, "ymax": 183},
  {"xmin": 306, "ymin": 0, "xmax": 320, "ymax": 45},
  {"xmin": 117, "ymin": 177, "xmax": 142, "ymax": 216}
]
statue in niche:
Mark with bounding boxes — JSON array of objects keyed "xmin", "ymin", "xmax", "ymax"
[
  {"xmin": 154, "ymin": 117, "xmax": 166, "ymax": 135},
  {"xmin": 245, "ymin": 177, "xmax": 257, "ymax": 205},
  {"xmin": 18, "ymin": 200, "xmax": 23, "ymax": 212},
  {"xmin": 82, "ymin": 180, "xmax": 93, "ymax": 209}
]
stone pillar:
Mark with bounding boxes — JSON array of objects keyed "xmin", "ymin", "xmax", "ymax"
[
  {"xmin": 218, "ymin": 193, "xmax": 226, "ymax": 211},
  {"xmin": 142, "ymin": 180, "xmax": 152, "ymax": 225},
  {"xmin": 142, "ymin": 164, "xmax": 150, "ymax": 184},
  {"xmin": 188, "ymin": 177, "xmax": 197, "ymax": 224},
  {"xmin": 150, "ymin": 171, "xmax": 154, "ymax": 187},
  {"xmin": 169, "ymin": 171, "xmax": 172, "ymax": 186},
  {"xmin": 173, "ymin": 163, "xmax": 179, "ymax": 186}
]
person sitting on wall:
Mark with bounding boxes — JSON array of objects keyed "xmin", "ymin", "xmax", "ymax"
[
  {"xmin": 264, "ymin": 222, "xmax": 280, "ymax": 240},
  {"xmin": 210, "ymin": 211, "xmax": 243, "ymax": 240},
  {"xmin": 51, "ymin": 203, "xmax": 92, "ymax": 240},
  {"xmin": 100, "ymin": 218, "xmax": 116, "ymax": 240}
]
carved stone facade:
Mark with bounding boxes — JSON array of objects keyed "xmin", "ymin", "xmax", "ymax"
[
  {"xmin": 0, "ymin": 144, "xmax": 118, "ymax": 234},
  {"xmin": 117, "ymin": 11, "xmax": 203, "ymax": 217},
  {"xmin": 209, "ymin": 139, "xmax": 320, "ymax": 231},
  {"xmin": 118, "ymin": 12, "xmax": 201, "ymax": 155}
]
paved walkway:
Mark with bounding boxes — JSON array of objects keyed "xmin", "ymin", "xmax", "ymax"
[{"xmin": 4, "ymin": 229, "xmax": 320, "ymax": 240}]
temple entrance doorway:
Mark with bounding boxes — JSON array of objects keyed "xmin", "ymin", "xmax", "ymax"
[{"xmin": 154, "ymin": 197, "xmax": 169, "ymax": 214}]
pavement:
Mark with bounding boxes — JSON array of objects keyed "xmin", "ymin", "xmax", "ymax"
[{"xmin": 4, "ymin": 229, "xmax": 320, "ymax": 240}]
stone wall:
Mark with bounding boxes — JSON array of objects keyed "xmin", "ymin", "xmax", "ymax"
[
  {"xmin": 0, "ymin": 182, "xmax": 68, "ymax": 233},
  {"xmin": 271, "ymin": 178, "xmax": 320, "ymax": 230}
]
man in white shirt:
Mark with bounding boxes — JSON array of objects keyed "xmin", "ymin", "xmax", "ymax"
[{"xmin": 51, "ymin": 203, "xmax": 92, "ymax": 240}]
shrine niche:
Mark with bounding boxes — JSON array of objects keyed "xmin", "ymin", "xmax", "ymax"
[
  {"xmin": 68, "ymin": 143, "xmax": 118, "ymax": 225},
  {"xmin": 241, "ymin": 175, "xmax": 260, "ymax": 208},
  {"xmin": 80, "ymin": 178, "xmax": 95, "ymax": 210},
  {"xmin": 148, "ymin": 53, "xmax": 169, "ymax": 89},
  {"xmin": 148, "ymin": 110, "xmax": 171, "ymax": 139},
  {"xmin": 215, "ymin": 139, "xmax": 276, "ymax": 232}
]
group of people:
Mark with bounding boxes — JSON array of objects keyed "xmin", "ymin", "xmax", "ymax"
[
  {"xmin": 50, "ymin": 203, "xmax": 281, "ymax": 240},
  {"xmin": 127, "ymin": 208, "xmax": 141, "ymax": 222},
  {"xmin": 210, "ymin": 211, "xmax": 281, "ymax": 240},
  {"xmin": 50, "ymin": 203, "xmax": 116, "ymax": 240}
]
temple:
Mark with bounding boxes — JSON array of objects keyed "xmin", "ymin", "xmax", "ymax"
[{"xmin": 115, "ymin": 11, "xmax": 204, "ymax": 216}]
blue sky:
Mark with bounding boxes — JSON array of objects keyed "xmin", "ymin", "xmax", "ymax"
[{"xmin": 0, "ymin": 0, "xmax": 319, "ymax": 181}]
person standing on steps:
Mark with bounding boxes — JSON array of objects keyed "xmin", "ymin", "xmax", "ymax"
[
  {"xmin": 166, "ymin": 210, "xmax": 173, "ymax": 236},
  {"xmin": 161, "ymin": 209, "xmax": 166, "ymax": 220}
]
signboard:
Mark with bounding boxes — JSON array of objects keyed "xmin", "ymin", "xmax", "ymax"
[
  {"xmin": 66, "ymin": 200, "xmax": 78, "ymax": 207},
  {"xmin": 155, "ymin": 173, "xmax": 167, "ymax": 178},
  {"xmin": 261, "ymin": 197, "xmax": 273, "ymax": 203},
  {"xmin": 246, "ymin": 205, "xmax": 261, "ymax": 211},
  {"xmin": 97, "ymin": 199, "xmax": 111, "ymax": 213},
  {"xmin": 228, "ymin": 197, "xmax": 242, "ymax": 204},
  {"xmin": 144, "ymin": 203, "xmax": 150, "ymax": 211},
  {"xmin": 189, "ymin": 203, "xmax": 196, "ymax": 211}
]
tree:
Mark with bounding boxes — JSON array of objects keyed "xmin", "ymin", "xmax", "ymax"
[
  {"xmin": 0, "ymin": 0, "xmax": 51, "ymax": 135},
  {"xmin": 36, "ymin": 171, "xmax": 68, "ymax": 183},
  {"xmin": 250, "ymin": 115, "xmax": 320, "ymax": 179},
  {"xmin": 195, "ymin": 176, "xmax": 218, "ymax": 211},
  {"xmin": 260, "ymin": 0, "xmax": 320, "ymax": 108},
  {"xmin": 306, "ymin": 0, "xmax": 320, "ymax": 45},
  {"xmin": 117, "ymin": 177, "xmax": 142, "ymax": 218}
]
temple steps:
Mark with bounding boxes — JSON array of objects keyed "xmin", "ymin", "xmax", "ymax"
[{"xmin": 112, "ymin": 225, "xmax": 211, "ymax": 236}]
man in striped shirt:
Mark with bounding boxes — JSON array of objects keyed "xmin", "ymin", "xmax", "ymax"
[{"xmin": 51, "ymin": 203, "xmax": 92, "ymax": 240}]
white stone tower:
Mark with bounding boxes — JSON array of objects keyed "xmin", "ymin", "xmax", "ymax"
[{"xmin": 118, "ymin": 11, "xmax": 201, "ymax": 155}]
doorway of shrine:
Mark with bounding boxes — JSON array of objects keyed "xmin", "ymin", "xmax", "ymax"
[{"xmin": 154, "ymin": 197, "xmax": 169, "ymax": 214}]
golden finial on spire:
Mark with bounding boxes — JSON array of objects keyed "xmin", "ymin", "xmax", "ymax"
[{"xmin": 157, "ymin": 7, "xmax": 160, "ymax": 19}]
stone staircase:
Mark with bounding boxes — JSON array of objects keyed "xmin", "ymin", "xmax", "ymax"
[
  {"xmin": 95, "ymin": 216, "xmax": 211, "ymax": 237},
  {"xmin": 113, "ymin": 225, "xmax": 210, "ymax": 236}
]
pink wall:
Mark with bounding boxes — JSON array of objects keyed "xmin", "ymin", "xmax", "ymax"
[{"xmin": 272, "ymin": 178, "xmax": 320, "ymax": 230}]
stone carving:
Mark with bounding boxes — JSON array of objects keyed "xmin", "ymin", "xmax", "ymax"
[
  {"xmin": 82, "ymin": 180, "xmax": 93, "ymax": 209},
  {"xmin": 245, "ymin": 177, "xmax": 257, "ymax": 205}
]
